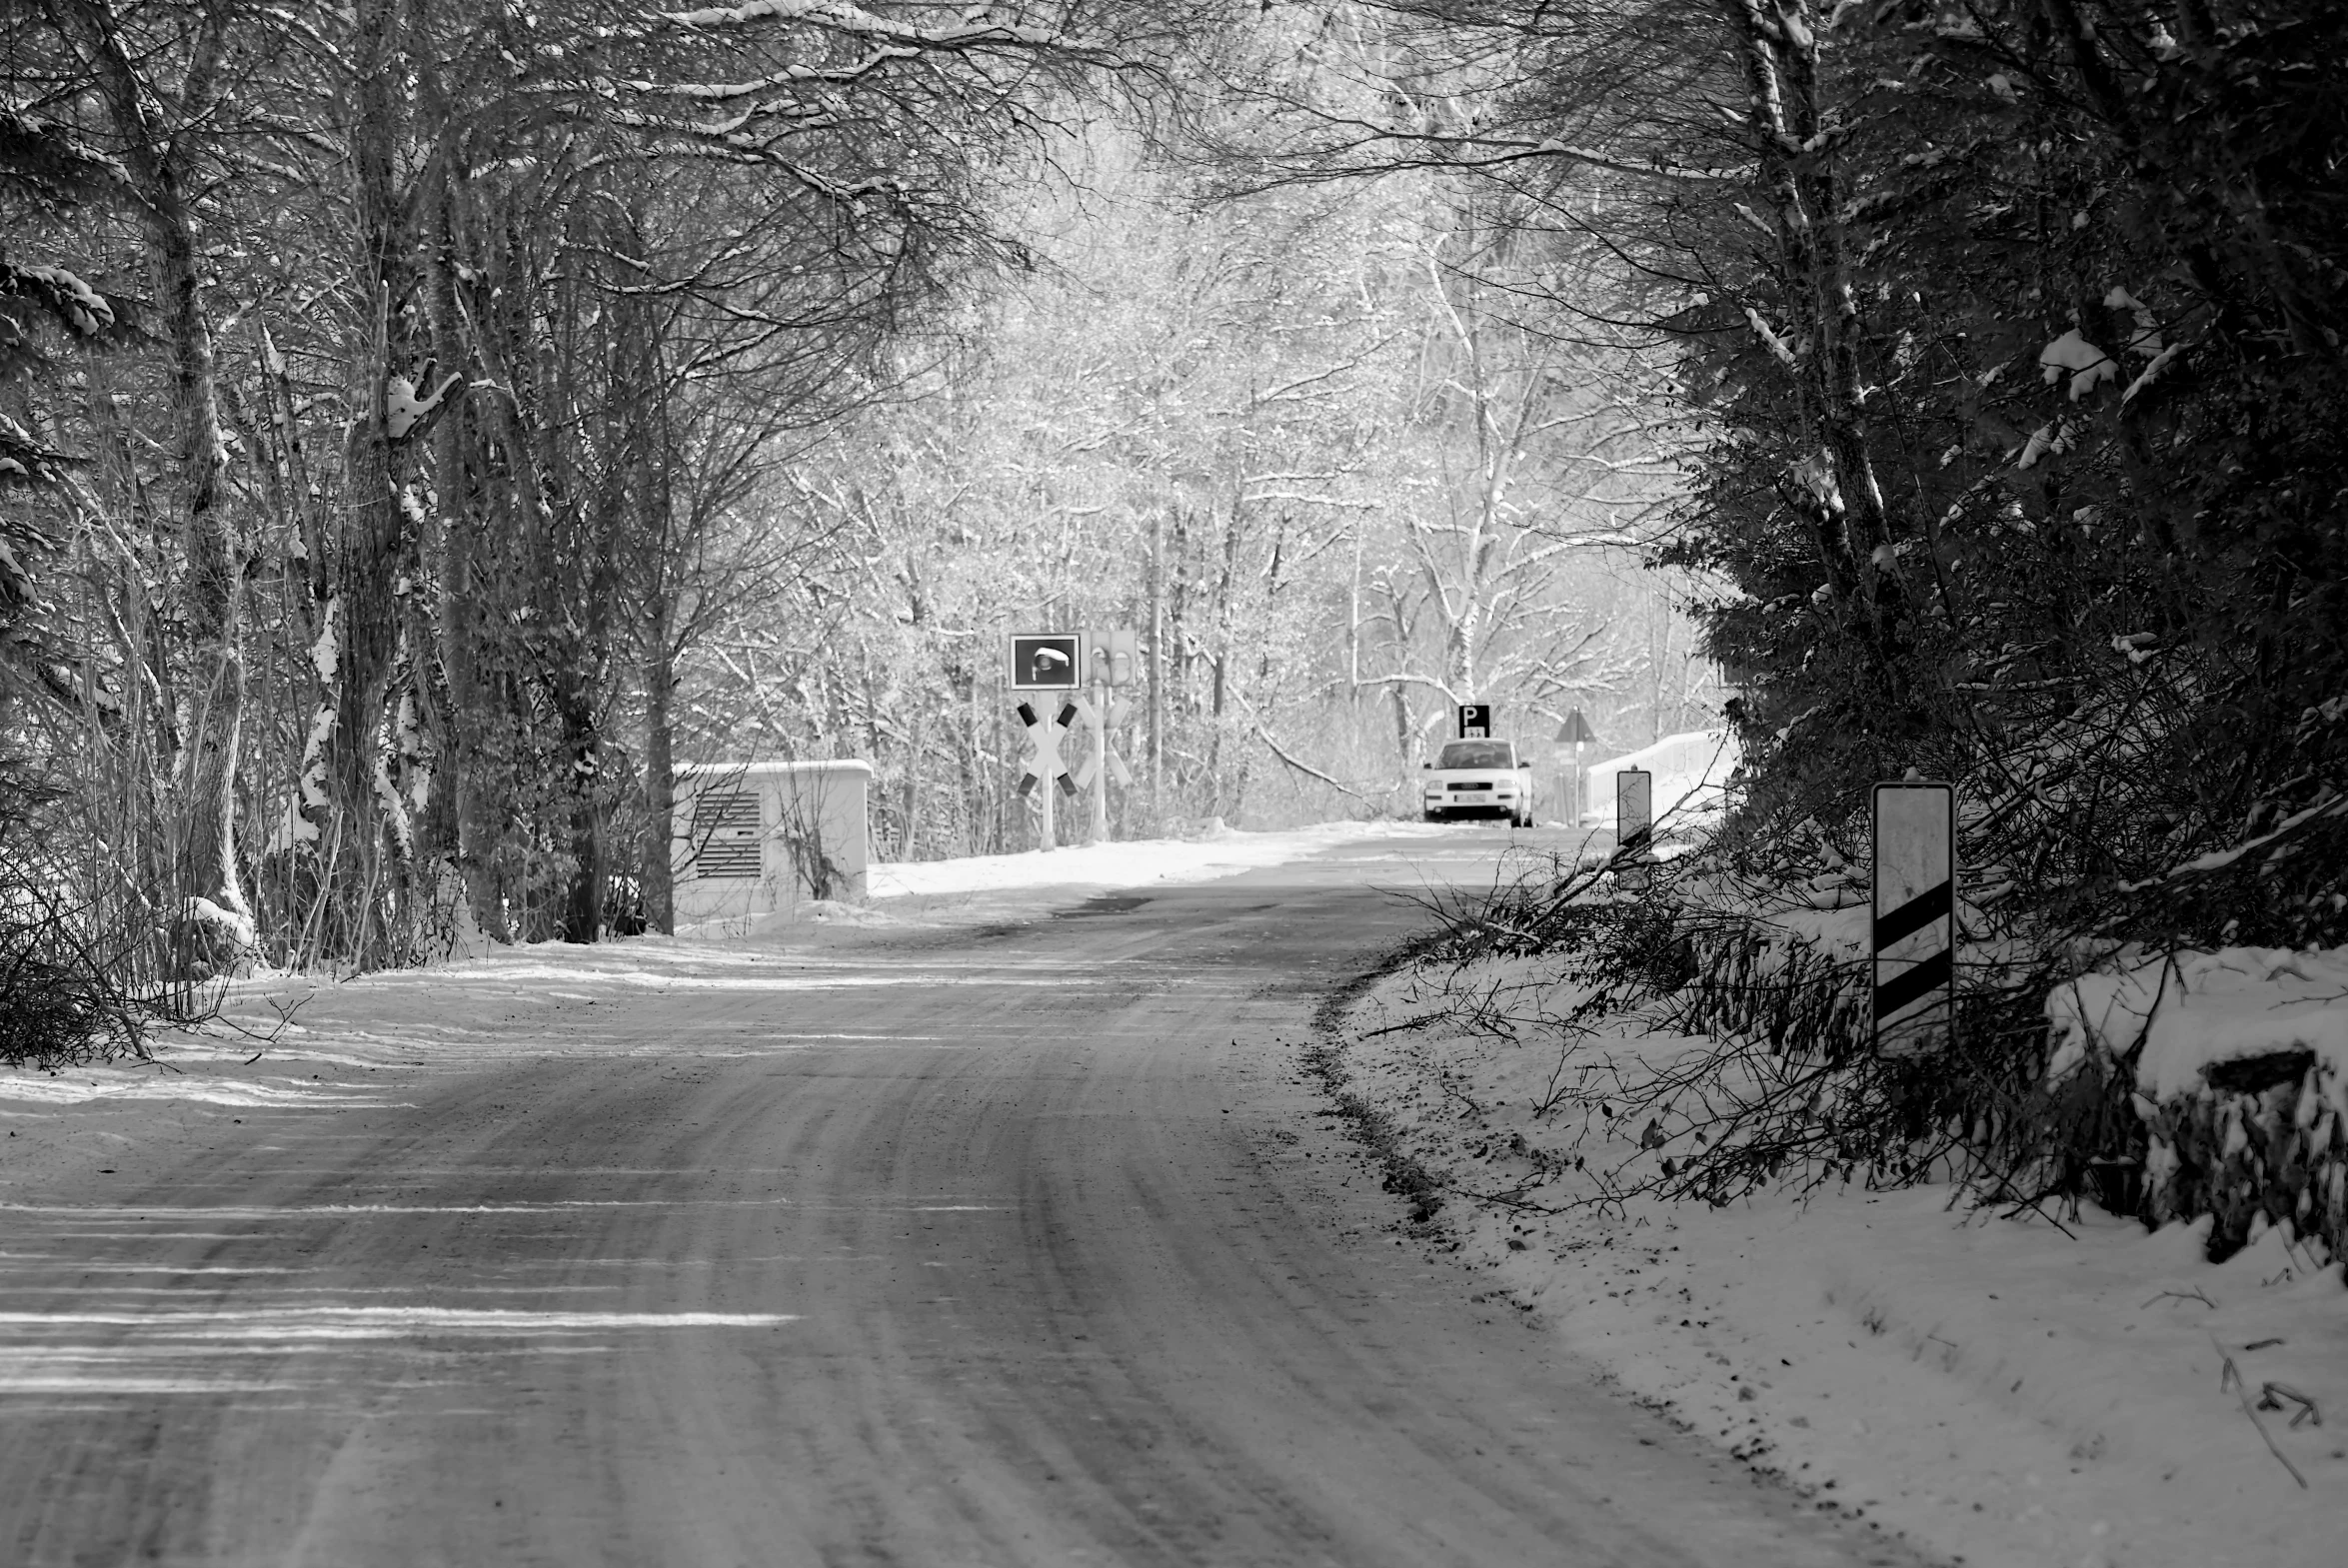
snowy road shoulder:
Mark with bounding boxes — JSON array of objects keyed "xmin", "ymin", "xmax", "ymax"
[
  {"xmin": 675, "ymin": 818, "xmax": 1451, "ymax": 938},
  {"xmin": 3, "ymin": 820, "xmax": 1440, "ymax": 1200},
  {"xmin": 866, "ymin": 818, "xmax": 1442, "ymax": 902},
  {"xmin": 1327, "ymin": 955, "xmax": 2348, "ymax": 1568}
]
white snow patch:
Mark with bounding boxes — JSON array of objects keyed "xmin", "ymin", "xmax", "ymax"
[
  {"xmin": 2123, "ymin": 342, "xmax": 2184, "ymax": 404},
  {"xmin": 2045, "ymin": 945, "xmax": 2348, "ymax": 1100},
  {"xmin": 1745, "ymin": 307, "xmax": 1798, "ymax": 370},
  {"xmin": 2040, "ymin": 329, "xmax": 2118, "ymax": 401},
  {"xmin": 0, "ymin": 1069, "xmax": 397, "ymax": 1109},
  {"xmin": 1580, "ymin": 730, "xmax": 1740, "ymax": 832},
  {"xmin": 867, "ymin": 818, "xmax": 1413, "ymax": 901},
  {"xmin": 308, "ymin": 597, "xmax": 339, "ymax": 683},
  {"xmin": 181, "ymin": 895, "xmax": 256, "ymax": 955},
  {"xmin": 18, "ymin": 264, "xmax": 113, "ymax": 335},
  {"xmin": 1340, "ymin": 958, "xmax": 2348, "ymax": 1568}
]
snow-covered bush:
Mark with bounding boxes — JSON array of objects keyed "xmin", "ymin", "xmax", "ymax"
[
  {"xmin": 2047, "ymin": 945, "xmax": 2348, "ymax": 1270},
  {"xmin": 1413, "ymin": 799, "xmax": 2125, "ymax": 1221},
  {"xmin": 0, "ymin": 776, "xmax": 191, "ymax": 1068},
  {"xmin": 2138, "ymin": 1059, "xmax": 2344, "ymax": 1271}
]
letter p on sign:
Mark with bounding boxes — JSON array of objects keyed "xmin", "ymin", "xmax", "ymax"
[{"xmin": 1872, "ymin": 782, "xmax": 1954, "ymax": 1057}]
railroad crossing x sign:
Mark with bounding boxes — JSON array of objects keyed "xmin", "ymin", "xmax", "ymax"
[
  {"xmin": 1016, "ymin": 702, "xmax": 1079, "ymax": 796},
  {"xmin": 1068, "ymin": 696, "xmax": 1135, "ymax": 789}
]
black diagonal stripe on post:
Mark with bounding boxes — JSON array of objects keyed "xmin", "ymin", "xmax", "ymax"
[
  {"xmin": 1874, "ymin": 878, "xmax": 1952, "ymax": 952},
  {"xmin": 1874, "ymin": 948, "xmax": 1953, "ymax": 1021}
]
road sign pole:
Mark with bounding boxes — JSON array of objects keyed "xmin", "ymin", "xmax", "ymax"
[
  {"xmin": 1554, "ymin": 711, "xmax": 1599, "ymax": 827},
  {"xmin": 1091, "ymin": 676, "xmax": 1111, "ymax": 843},
  {"xmin": 1039, "ymin": 738, "xmax": 1056, "ymax": 851}
]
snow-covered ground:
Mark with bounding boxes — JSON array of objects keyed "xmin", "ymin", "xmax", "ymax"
[
  {"xmin": 3, "ymin": 821, "xmax": 1423, "ymax": 1177},
  {"xmin": 12, "ymin": 820, "xmax": 2339, "ymax": 1568},
  {"xmin": 1334, "ymin": 953, "xmax": 2346, "ymax": 1568},
  {"xmin": 869, "ymin": 816, "xmax": 1420, "ymax": 901},
  {"xmin": 668, "ymin": 817, "xmax": 1439, "ymax": 939}
]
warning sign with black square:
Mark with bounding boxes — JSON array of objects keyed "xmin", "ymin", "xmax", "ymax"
[{"xmin": 1010, "ymin": 634, "xmax": 1082, "ymax": 691}]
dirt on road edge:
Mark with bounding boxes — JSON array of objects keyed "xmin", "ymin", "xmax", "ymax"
[{"xmin": 1299, "ymin": 931, "xmax": 1450, "ymax": 1228}]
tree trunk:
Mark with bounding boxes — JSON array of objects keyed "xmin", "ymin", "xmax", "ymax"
[
  {"xmin": 1148, "ymin": 508, "xmax": 1165, "ymax": 817},
  {"xmin": 1724, "ymin": 0, "xmax": 1906, "ymax": 649},
  {"xmin": 65, "ymin": 0, "xmax": 248, "ymax": 961},
  {"xmin": 642, "ymin": 616, "xmax": 678, "ymax": 935},
  {"xmin": 328, "ymin": 0, "xmax": 430, "ymax": 963},
  {"xmin": 1649, "ymin": 594, "xmax": 1668, "ymax": 744},
  {"xmin": 419, "ymin": 25, "xmax": 505, "ymax": 943},
  {"xmin": 559, "ymin": 695, "xmax": 603, "ymax": 943}
]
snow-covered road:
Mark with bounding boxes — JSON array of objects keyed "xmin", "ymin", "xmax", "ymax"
[{"xmin": 0, "ymin": 828, "xmax": 1921, "ymax": 1567}]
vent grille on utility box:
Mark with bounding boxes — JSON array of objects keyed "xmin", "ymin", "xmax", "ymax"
[{"xmin": 690, "ymin": 790, "xmax": 763, "ymax": 878}]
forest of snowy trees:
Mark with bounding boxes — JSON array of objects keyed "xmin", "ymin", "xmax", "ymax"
[{"xmin": 2, "ymin": 2, "xmax": 2340, "ymax": 1052}]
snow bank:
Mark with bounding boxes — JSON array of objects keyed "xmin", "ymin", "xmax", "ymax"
[
  {"xmin": 1335, "ymin": 958, "xmax": 2348, "ymax": 1568},
  {"xmin": 668, "ymin": 819, "xmax": 1436, "ymax": 939},
  {"xmin": 2046, "ymin": 944, "xmax": 2348, "ymax": 1102},
  {"xmin": 867, "ymin": 819, "xmax": 1415, "ymax": 900},
  {"xmin": 2044, "ymin": 944, "xmax": 2348, "ymax": 1271},
  {"xmin": 1583, "ymin": 729, "xmax": 1739, "ymax": 831}
]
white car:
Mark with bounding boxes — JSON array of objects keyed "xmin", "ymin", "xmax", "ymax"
[{"xmin": 1420, "ymin": 740, "xmax": 1535, "ymax": 827}]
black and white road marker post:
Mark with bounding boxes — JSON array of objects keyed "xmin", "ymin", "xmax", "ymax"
[
  {"xmin": 1872, "ymin": 780, "xmax": 1956, "ymax": 1055},
  {"xmin": 1615, "ymin": 768, "xmax": 1653, "ymax": 892}
]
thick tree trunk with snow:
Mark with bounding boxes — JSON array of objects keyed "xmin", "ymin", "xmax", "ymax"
[
  {"xmin": 416, "ymin": 37, "xmax": 506, "ymax": 945},
  {"xmin": 558, "ymin": 697, "xmax": 604, "ymax": 944},
  {"xmin": 63, "ymin": 0, "xmax": 250, "ymax": 965},
  {"xmin": 327, "ymin": 0, "xmax": 467, "ymax": 962},
  {"xmin": 1722, "ymin": 0, "xmax": 1902, "ymax": 642}
]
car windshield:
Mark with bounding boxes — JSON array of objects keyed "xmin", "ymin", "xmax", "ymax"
[{"xmin": 1435, "ymin": 742, "xmax": 1513, "ymax": 770}]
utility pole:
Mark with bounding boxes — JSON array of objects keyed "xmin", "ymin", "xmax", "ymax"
[
  {"xmin": 1090, "ymin": 669, "xmax": 1111, "ymax": 843},
  {"xmin": 1148, "ymin": 511, "xmax": 1165, "ymax": 818},
  {"xmin": 1039, "ymin": 736, "xmax": 1057, "ymax": 852}
]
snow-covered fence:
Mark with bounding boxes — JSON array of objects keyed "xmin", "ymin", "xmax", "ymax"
[
  {"xmin": 1583, "ymin": 729, "xmax": 1740, "ymax": 832},
  {"xmin": 671, "ymin": 762, "xmax": 872, "ymax": 924}
]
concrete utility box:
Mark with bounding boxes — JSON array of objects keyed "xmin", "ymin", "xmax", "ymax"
[{"xmin": 672, "ymin": 761, "xmax": 872, "ymax": 923}]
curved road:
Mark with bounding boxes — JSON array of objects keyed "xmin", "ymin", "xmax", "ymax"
[{"xmin": 3, "ymin": 833, "xmax": 1926, "ymax": 1566}]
